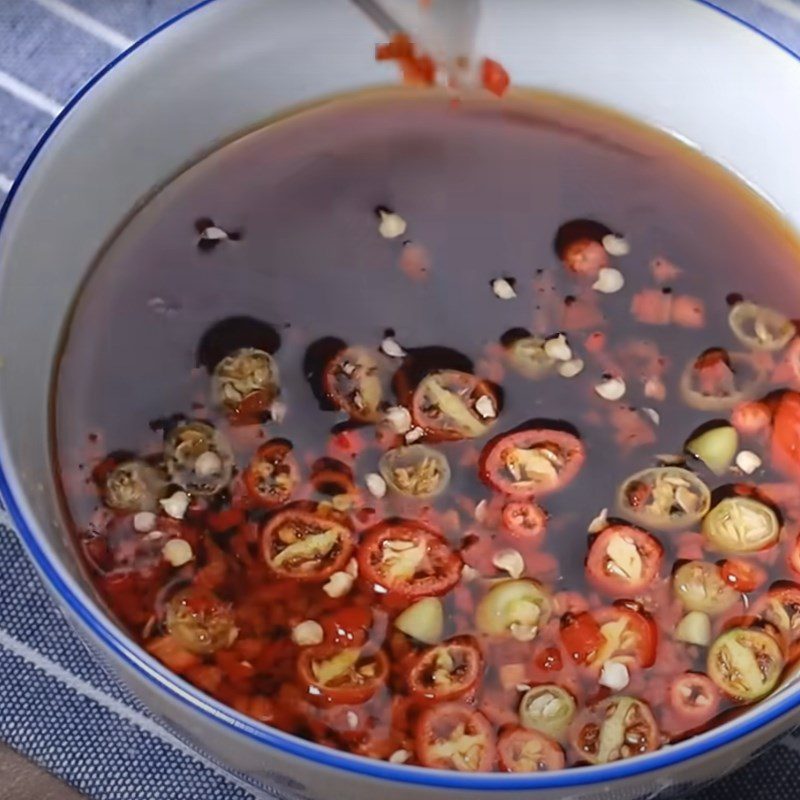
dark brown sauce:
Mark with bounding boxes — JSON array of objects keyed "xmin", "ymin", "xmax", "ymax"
[{"xmin": 51, "ymin": 90, "xmax": 800, "ymax": 765}]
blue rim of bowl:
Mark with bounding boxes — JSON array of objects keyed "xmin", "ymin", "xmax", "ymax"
[{"xmin": 0, "ymin": 0, "xmax": 798, "ymax": 791}]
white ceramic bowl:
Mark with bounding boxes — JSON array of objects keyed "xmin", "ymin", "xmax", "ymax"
[{"xmin": 2, "ymin": 1, "xmax": 800, "ymax": 798}]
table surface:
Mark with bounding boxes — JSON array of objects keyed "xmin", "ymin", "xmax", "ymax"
[{"xmin": 0, "ymin": 743, "xmax": 83, "ymax": 800}]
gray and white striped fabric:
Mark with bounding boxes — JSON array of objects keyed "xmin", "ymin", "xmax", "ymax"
[{"xmin": 1, "ymin": 1, "xmax": 800, "ymax": 798}]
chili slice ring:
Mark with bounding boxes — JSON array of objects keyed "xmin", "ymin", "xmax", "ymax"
[
  {"xmin": 357, "ymin": 519, "xmax": 462, "ymax": 600},
  {"xmin": 617, "ymin": 467, "xmax": 711, "ymax": 531},
  {"xmin": 164, "ymin": 588, "xmax": 238, "ymax": 656},
  {"xmin": 728, "ymin": 301, "xmax": 795, "ymax": 352},
  {"xmin": 164, "ymin": 420, "xmax": 234, "ymax": 496},
  {"xmin": 673, "ymin": 561, "xmax": 740, "ymax": 616},
  {"xmin": 244, "ymin": 439, "xmax": 300, "ymax": 508},
  {"xmin": 680, "ymin": 350, "xmax": 766, "ymax": 411},
  {"xmin": 323, "ymin": 345, "xmax": 384, "ymax": 422},
  {"xmin": 411, "ymin": 370, "xmax": 499, "ymax": 441},
  {"xmin": 476, "ymin": 579, "xmax": 552, "ymax": 641},
  {"xmin": 212, "ymin": 346, "xmax": 280, "ymax": 418},
  {"xmin": 587, "ymin": 601, "xmax": 659, "ymax": 670},
  {"xmin": 416, "ymin": 703, "xmax": 496, "ymax": 772},
  {"xmin": 297, "ymin": 646, "xmax": 389, "ymax": 706},
  {"xmin": 103, "ymin": 459, "xmax": 166, "ymax": 514},
  {"xmin": 707, "ymin": 627, "xmax": 784, "ymax": 702},
  {"xmin": 570, "ymin": 696, "xmax": 660, "ymax": 765},
  {"xmin": 586, "ymin": 525, "xmax": 664, "ymax": 596},
  {"xmin": 378, "ymin": 444, "xmax": 451, "ymax": 500},
  {"xmin": 501, "ymin": 501, "xmax": 548, "ymax": 544},
  {"xmin": 702, "ymin": 495, "xmax": 780, "ymax": 554},
  {"xmin": 262, "ymin": 507, "xmax": 354, "ymax": 582},
  {"xmin": 407, "ymin": 635, "xmax": 483, "ymax": 702},
  {"xmin": 480, "ymin": 427, "xmax": 586, "ymax": 498},
  {"xmin": 753, "ymin": 582, "xmax": 800, "ymax": 657},
  {"xmin": 497, "ymin": 727, "xmax": 565, "ymax": 773},
  {"xmin": 519, "ymin": 685, "xmax": 577, "ymax": 741},
  {"xmin": 668, "ymin": 672, "xmax": 721, "ymax": 728}
]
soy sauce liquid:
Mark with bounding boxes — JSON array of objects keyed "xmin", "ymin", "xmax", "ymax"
[{"xmin": 52, "ymin": 90, "xmax": 800, "ymax": 755}]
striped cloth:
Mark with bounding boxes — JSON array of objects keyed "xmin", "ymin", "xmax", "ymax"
[{"xmin": 1, "ymin": 1, "xmax": 800, "ymax": 798}]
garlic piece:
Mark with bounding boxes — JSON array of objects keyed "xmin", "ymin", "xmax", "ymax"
[
  {"xmin": 133, "ymin": 511, "xmax": 157, "ymax": 533},
  {"xmin": 606, "ymin": 534, "xmax": 642, "ymax": 580},
  {"xmin": 162, "ymin": 538, "xmax": 194, "ymax": 567},
  {"xmin": 475, "ymin": 395, "xmax": 497, "ymax": 419},
  {"xmin": 345, "ymin": 558, "xmax": 359, "ymax": 578},
  {"xmin": 462, "ymin": 564, "xmax": 480, "ymax": 582},
  {"xmin": 365, "ymin": 472, "xmax": 388, "ymax": 499},
  {"xmin": 587, "ymin": 508, "xmax": 609, "ymax": 534},
  {"xmin": 291, "ymin": 620, "xmax": 324, "ymax": 647},
  {"xmin": 492, "ymin": 278, "xmax": 517, "ymax": 300},
  {"xmin": 644, "ymin": 376, "xmax": 666, "ymax": 401},
  {"xmin": 394, "ymin": 597, "xmax": 444, "ymax": 644},
  {"xmin": 405, "ymin": 426, "xmax": 424, "ymax": 445},
  {"xmin": 602, "ymin": 234, "xmax": 631, "ymax": 257},
  {"xmin": 675, "ymin": 611, "xmax": 712, "ymax": 647},
  {"xmin": 194, "ymin": 450, "xmax": 222, "ymax": 478},
  {"xmin": 510, "ymin": 623, "xmax": 538, "ymax": 642},
  {"xmin": 378, "ymin": 210, "xmax": 407, "ymax": 239},
  {"xmin": 332, "ymin": 494, "xmax": 352, "ymax": 512},
  {"xmin": 389, "ymin": 749, "xmax": 411, "ymax": 764},
  {"xmin": 599, "ymin": 660, "xmax": 630, "ymax": 691},
  {"xmin": 736, "ymin": 450, "xmax": 762, "ymax": 475},
  {"xmin": 594, "ymin": 376, "xmax": 626, "ymax": 401},
  {"xmin": 270, "ymin": 399, "xmax": 288, "ymax": 423},
  {"xmin": 200, "ymin": 225, "xmax": 229, "ymax": 242},
  {"xmin": 323, "ymin": 571, "xmax": 355, "ymax": 599},
  {"xmin": 474, "ymin": 499, "xmax": 488, "ymax": 523},
  {"xmin": 544, "ymin": 334, "xmax": 572, "ymax": 362},
  {"xmin": 492, "ymin": 548, "xmax": 525, "ymax": 579},
  {"xmin": 641, "ymin": 407, "xmax": 660, "ymax": 426},
  {"xmin": 346, "ymin": 711, "xmax": 359, "ymax": 730},
  {"xmin": 385, "ymin": 405, "xmax": 412, "ymax": 434},
  {"xmin": 159, "ymin": 490, "xmax": 190, "ymax": 520},
  {"xmin": 381, "ymin": 337, "xmax": 407, "ymax": 358},
  {"xmin": 557, "ymin": 358, "xmax": 585, "ymax": 378},
  {"xmin": 592, "ymin": 267, "xmax": 625, "ymax": 294}
]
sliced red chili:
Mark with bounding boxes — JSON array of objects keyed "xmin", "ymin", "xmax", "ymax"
[
  {"xmin": 297, "ymin": 646, "xmax": 389, "ymax": 706},
  {"xmin": 322, "ymin": 346, "xmax": 384, "ymax": 423},
  {"xmin": 560, "ymin": 612, "xmax": 604, "ymax": 666},
  {"xmin": 358, "ymin": 519, "xmax": 462, "ymax": 600},
  {"xmin": 720, "ymin": 558, "xmax": 767, "ymax": 594},
  {"xmin": 164, "ymin": 587, "xmax": 238, "ymax": 656},
  {"xmin": 497, "ymin": 727, "xmax": 565, "ymax": 773},
  {"xmin": 753, "ymin": 582, "xmax": 800, "ymax": 657},
  {"xmin": 480, "ymin": 427, "xmax": 585, "ymax": 498},
  {"xmin": 262, "ymin": 507, "xmax": 354, "ymax": 582},
  {"xmin": 589, "ymin": 602, "xmax": 659, "ymax": 670},
  {"xmin": 407, "ymin": 636, "xmax": 483, "ymax": 703},
  {"xmin": 310, "ymin": 458, "xmax": 356, "ymax": 498},
  {"xmin": 585, "ymin": 524, "xmax": 663, "ymax": 596},
  {"xmin": 772, "ymin": 391, "xmax": 800, "ymax": 482},
  {"xmin": 244, "ymin": 440, "xmax": 299, "ymax": 508},
  {"xmin": 320, "ymin": 606, "xmax": 373, "ymax": 647},
  {"xmin": 668, "ymin": 672, "xmax": 721, "ymax": 727},
  {"xmin": 416, "ymin": 704, "xmax": 495, "ymax": 771},
  {"xmin": 790, "ymin": 532, "xmax": 800, "ymax": 576},
  {"xmin": 481, "ymin": 58, "xmax": 511, "ymax": 98},
  {"xmin": 411, "ymin": 370, "xmax": 499, "ymax": 441},
  {"xmin": 501, "ymin": 501, "xmax": 548, "ymax": 544}
]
